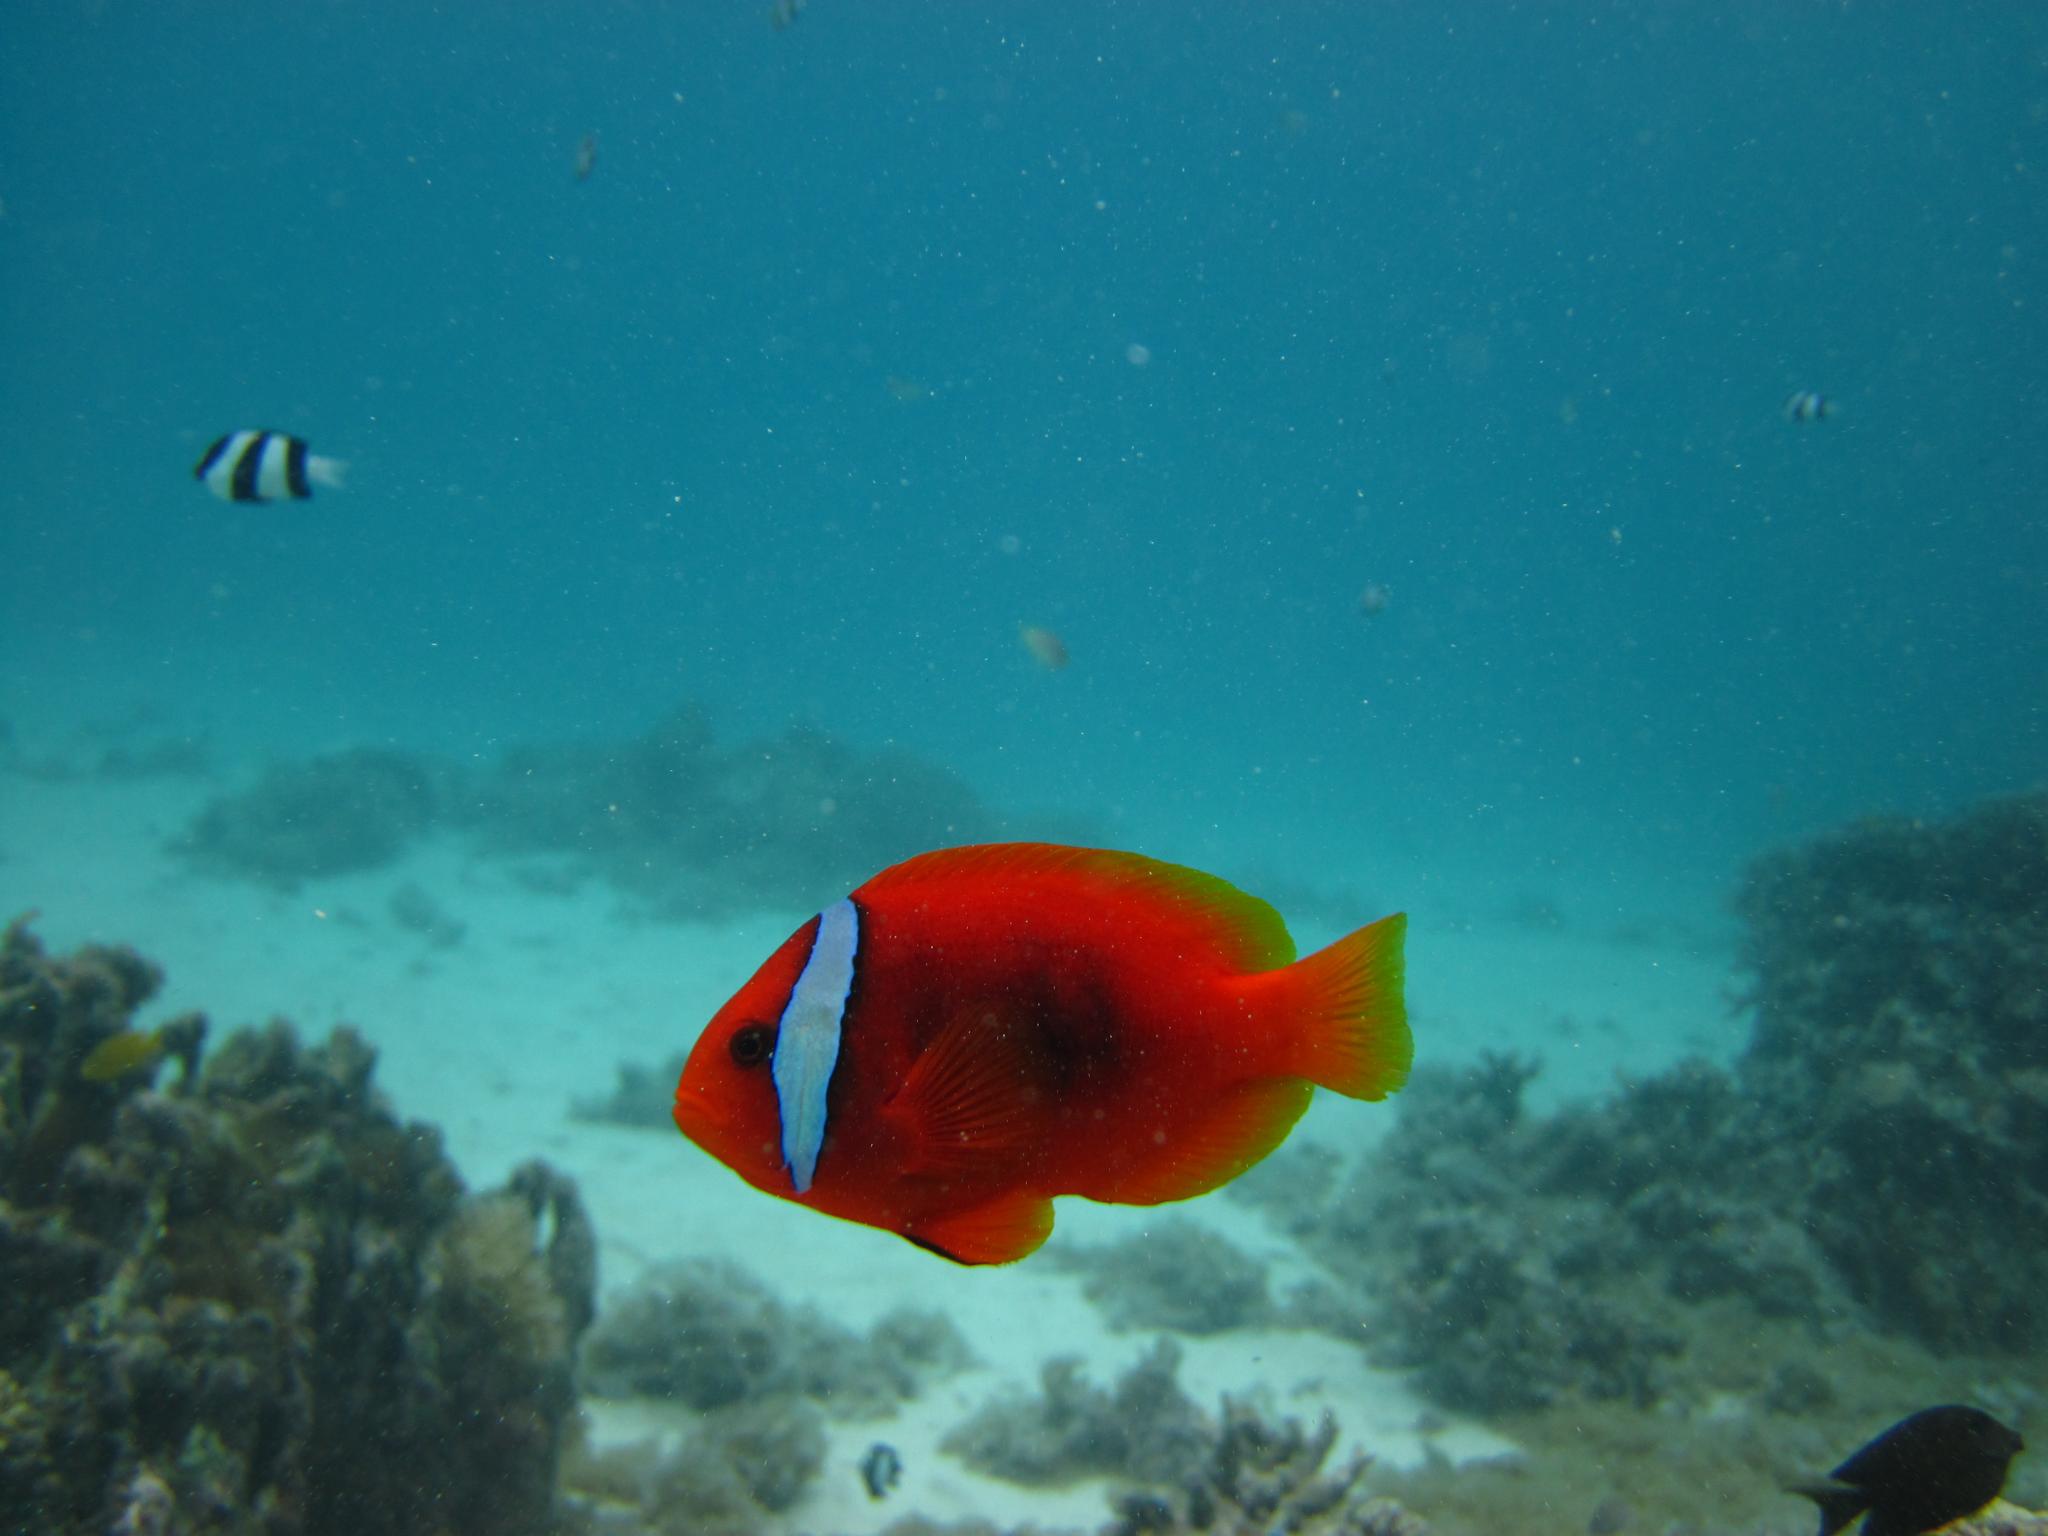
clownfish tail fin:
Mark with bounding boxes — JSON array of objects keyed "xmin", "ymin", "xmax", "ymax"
[{"xmin": 1269, "ymin": 911, "xmax": 1410, "ymax": 1100}]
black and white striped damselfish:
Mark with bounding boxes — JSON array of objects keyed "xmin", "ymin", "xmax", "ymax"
[
  {"xmin": 1783, "ymin": 389, "xmax": 1833, "ymax": 423},
  {"xmin": 193, "ymin": 430, "xmax": 348, "ymax": 503}
]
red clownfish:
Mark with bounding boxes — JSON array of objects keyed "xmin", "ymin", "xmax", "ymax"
[{"xmin": 672, "ymin": 842, "xmax": 1410, "ymax": 1265}]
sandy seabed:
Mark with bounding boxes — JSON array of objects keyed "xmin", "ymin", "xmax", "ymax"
[{"xmin": 0, "ymin": 764, "xmax": 1737, "ymax": 1534}]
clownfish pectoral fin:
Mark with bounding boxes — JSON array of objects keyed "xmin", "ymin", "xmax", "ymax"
[
  {"xmin": 1263, "ymin": 910, "xmax": 1410, "ymax": 1100},
  {"xmin": 1092, "ymin": 1076, "xmax": 1313, "ymax": 1207},
  {"xmin": 906, "ymin": 1188, "xmax": 1056, "ymax": 1265},
  {"xmin": 883, "ymin": 1001, "xmax": 1043, "ymax": 1175}
]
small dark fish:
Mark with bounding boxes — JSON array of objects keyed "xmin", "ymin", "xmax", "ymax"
[
  {"xmin": 859, "ymin": 1441, "xmax": 901, "ymax": 1500},
  {"xmin": 1788, "ymin": 1405, "xmax": 2023, "ymax": 1536},
  {"xmin": 575, "ymin": 133, "xmax": 598, "ymax": 182},
  {"xmin": 1784, "ymin": 389, "xmax": 1833, "ymax": 423}
]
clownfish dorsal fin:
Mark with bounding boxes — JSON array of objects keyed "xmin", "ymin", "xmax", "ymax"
[
  {"xmin": 858, "ymin": 842, "xmax": 1296, "ymax": 974},
  {"xmin": 907, "ymin": 1187, "xmax": 1055, "ymax": 1265},
  {"xmin": 884, "ymin": 1001, "xmax": 1043, "ymax": 1174}
]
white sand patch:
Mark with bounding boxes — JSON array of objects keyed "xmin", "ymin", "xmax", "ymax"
[{"xmin": 0, "ymin": 753, "xmax": 1728, "ymax": 1533}]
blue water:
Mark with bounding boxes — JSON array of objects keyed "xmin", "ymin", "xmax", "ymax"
[
  {"xmin": 3, "ymin": 0, "xmax": 2043, "ymax": 908},
  {"xmin": 4, "ymin": 9, "xmax": 2047, "ymax": 1533}
]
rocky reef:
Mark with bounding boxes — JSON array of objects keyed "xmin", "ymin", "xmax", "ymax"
[
  {"xmin": 172, "ymin": 702, "xmax": 1003, "ymax": 918},
  {"xmin": 1259, "ymin": 791, "xmax": 2048, "ymax": 1423},
  {"xmin": 178, "ymin": 746, "xmax": 445, "ymax": 889},
  {"xmin": 567, "ymin": 1256, "xmax": 973, "ymax": 1531},
  {"xmin": 942, "ymin": 1340, "xmax": 1426, "ymax": 1535},
  {"xmin": 581, "ymin": 1255, "xmax": 972, "ymax": 1416},
  {"xmin": 1731, "ymin": 794, "xmax": 2048, "ymax": 1351},
  {"xmin": 1047, "ymin": 1220, "xmax": 1275, "ymax": 1336},
  {"xmin": 0, "ymin": 918, "xmax": 595, "ymax": 1536}
]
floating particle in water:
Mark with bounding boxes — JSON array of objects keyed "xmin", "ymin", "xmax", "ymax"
[
  {"xmin": 1020, "ymin": 624, "xmax": 1069, "ymax": 670},
  {"xmin": 770, "ymin": 0, "xmax": 807, "ymax": 29},
  {"xmin": 997, "ymin": 533, "xmax": 1022, "ymax": 556},
  {"xmin": 884, "ymin": 375, "xmax": 929, "ymax": 402},
  {"xmin": 575, "ymin": 132, "xmax": 598, "ymax": 182},
  {"xmin": 1357, "ymin": 583, "xmax": 1391, "ymax": 617},
  {"xmin": 1125, "ymin": 342, "xmax": 1153, "ymax": 367}
]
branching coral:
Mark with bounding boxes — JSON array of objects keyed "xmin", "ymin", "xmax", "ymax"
[{"xmin": 0, "ymin": 919, "xmax": 594, "ymax": 1536}]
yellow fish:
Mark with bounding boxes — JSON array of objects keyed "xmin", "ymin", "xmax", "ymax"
[{"xmin": 80, "ymin": 1028, "xmax": 165, "ymax": 1083}]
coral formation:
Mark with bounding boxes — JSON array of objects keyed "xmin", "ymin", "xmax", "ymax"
[
  {"xmin": 175, "ymin": 746, "xmax": 443, "ymax": 887},
  {"xmin": 0, "ymin": 918, "xmax": 595, "ymax": 1536},
  {"xmin": 456, "ymin": 705, "xmax": 1000, "ymax": 916},
  {"xmin": 1050, "ymin": 1219, "xmax": 1273, "ymax": 1335},
  {"xmin": 562, "ymin": 1396, "xmax": 829, "ymax": 1534},
  {"xmin": 175, "ymin": 701, "xmax": 1003, "ymax": 916},
  {"xmin": 1103, "ymin": 1398, "xmax": 1425, "ymax": 1536},
  {"xmin": 1286, "ymin": 791, "xmax": 2048, "ymax": 1417},
  {"xmin": 943, "ymin": 1340, "xmax": 1211, "ymax": 1488},
  {"xmin": 1732, "ymin": 793, "xmax": 2048, "ymax": 1350},
  {"xmin": 580, "ymin": 1255, "xmax": 972, "ymax": 1416},
  {"xmin": 943, "ymin": 1342, "xmax": 1427, "ymax": 1535},
  {"xmin": 572, "ymin": 1257, "xmax": 969, "ymax": 1532}
]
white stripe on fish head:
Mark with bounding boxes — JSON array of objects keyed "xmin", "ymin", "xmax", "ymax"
[{"xmin": 772, "ymin": 897, "xmax": 859, "ymax": 1194}]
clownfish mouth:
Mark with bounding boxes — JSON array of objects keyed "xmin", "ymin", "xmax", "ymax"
[{"xmin": 671, "ymin": 1084, "xmax": 724, "ymax": 1145}]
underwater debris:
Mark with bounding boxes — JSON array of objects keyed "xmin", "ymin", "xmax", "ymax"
[
  {"xmin": 580, "ymin": 1255, "xmax": 972, "ymax": 1416},
  {"xmin": 1052, "ymin": 1218, "xmax": 1274, "ymax": 1335},
  {"xmin": 0, "ymin": 918, "xmax": 594, "ymax": 1536}
]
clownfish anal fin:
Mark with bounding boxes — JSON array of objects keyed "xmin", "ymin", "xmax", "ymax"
[
  {"xmin": 907, "ymin": 1188, "xmax": 1056, "ymax": 1265},
  {"xmin": 1091, "ymin": 1076, "xmax": 1313, "ymax": 1206},
  {"xmin": 884, "ymin": 1001, "xmax": 1043, "ymax": 1174}
]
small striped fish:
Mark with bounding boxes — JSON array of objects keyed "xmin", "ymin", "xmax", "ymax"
[{"xmin": 194, "ymin": 429, "xmax": 348, "ymax": 502}]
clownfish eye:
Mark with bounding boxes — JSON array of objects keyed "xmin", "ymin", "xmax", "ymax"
[{"xmin": 729, "ymin": 1023, "xmax": 774, "ymax": 1068}]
